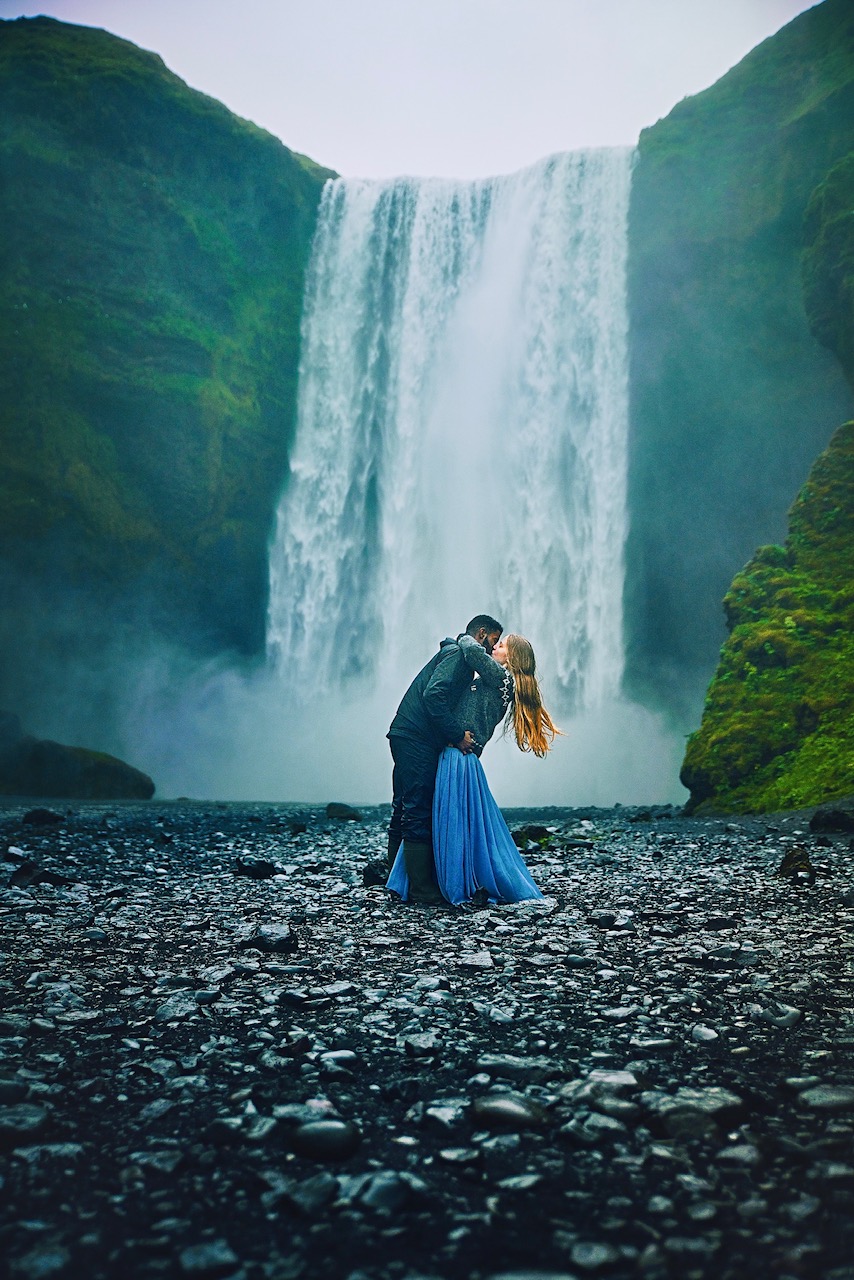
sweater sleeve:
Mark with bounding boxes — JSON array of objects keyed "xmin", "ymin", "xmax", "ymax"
[
  {"xmin": 457, "ymin": 633, "xmax": 507, "ymax": 687},
  {"xmin": 422, "ymin": 643, "xmax": 468, "ymax": 744}
]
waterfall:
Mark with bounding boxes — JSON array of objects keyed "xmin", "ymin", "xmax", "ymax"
[{"xmin": 268, "ymin": 149, "xmax": 634, "ymax": 714}]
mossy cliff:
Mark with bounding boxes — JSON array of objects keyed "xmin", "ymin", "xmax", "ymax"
[
  {"xmin": 0, "ymin": 18, "xmax": 333, "ymax": 712},
  {"xmin": 626, "ymin": 0, "xmax": 854, "ymax": 714},
  {"xmin": 682, "ymin": 97, "xmax": 854, "ymax": 815},
  {"xmin": 681, "ymin": 420, "xmax": 854, "ymax": 813}
]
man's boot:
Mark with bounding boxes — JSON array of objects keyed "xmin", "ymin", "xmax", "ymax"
[
  {"xmin": 386, "ymin": 833, "xmax": 401, "ymax": 871},
  {"xmin": 402, "ymin": 840, "xmax": 445, "ymax": 905}
]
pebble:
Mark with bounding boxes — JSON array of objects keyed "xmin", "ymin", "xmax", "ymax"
[
  {"xmin": 0, "ymin": 1103, "xmax": 49, "ymax": 1144},
  {"xmin": 178, "ymin": 1240, "xmax": 239, "ymax": 1275},
  {"xmin": 2, "ymin": 798, "xmax": 853, "ymax": 1279},
  {"xmin": 289, "ymin": 1119, "xmax": 362, "ymax": 1160},
  {"xmin": 799, "ymin": 1085, "xmax": 854, "ymax": 1111},
  {"xmin": 470, "ymin": 1094, "xmax": 547, "ymax": 1130}
]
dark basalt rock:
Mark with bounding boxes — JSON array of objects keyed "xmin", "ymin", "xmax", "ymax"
[
  {"xmin": 2, "ymin": 799, "xmax": 854, "ymax": 1277},
  {"xmin": 0, "ymin": 713, "xmax": 155, "ymax": 800},
  {"xmin": 235, "ymin": 857, "xmax": 279, "ymax": 879},
  {"xmin": 21, "ymin": 807, "xmax": 63, "ymax": 826},
  {"xmin": 325, "ymin": 802, "xmax": 362, "ymax": 821},
  {"xmin": 238, "ymin": 924, "xmax": 298, "ymax": 954},
  {"xmin": 810, "ymin": 806, "xmax": 854, "ymax": 833},
  {"xmin": 8, "ymin": 860, "xmax": 71, "ymax": 889},
  {"xmin": 289, "ymin": 1119, "xmax": 362, "ymax": 1160}
]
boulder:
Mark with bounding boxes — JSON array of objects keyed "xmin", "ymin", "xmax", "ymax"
[
  {"xmin": 809, "ymin": 806, "xmax": 854, "ymax": 833},
  {"xmin": 0, "ymin": 711, "xmax": 155, "ymax": 799},
  {"xmin": 325, "ymin": 802, "xmax": 362, "ymax": 822}
]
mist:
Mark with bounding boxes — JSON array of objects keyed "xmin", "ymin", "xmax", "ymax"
[{"xmin": 103, "ymin": 641, "xmax": 688, "ymax": 809}]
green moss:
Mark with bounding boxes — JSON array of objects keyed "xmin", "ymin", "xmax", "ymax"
[
  {"xmin": 682, "ymin": 420, "xmax": 854, "ymax": 812},
  {"xmin": 0, "ymin": 15, "xmax": 336, "ymax": 666}
]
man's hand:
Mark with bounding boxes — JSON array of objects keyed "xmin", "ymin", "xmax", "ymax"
[{"xmin": 454, "ymin": 731, "xmax": 477, "ymax": 754}]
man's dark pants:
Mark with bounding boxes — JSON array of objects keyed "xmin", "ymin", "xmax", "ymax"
[{"xmin": 387, "ymin": 734, "xmax": 441, "ymax": 865}]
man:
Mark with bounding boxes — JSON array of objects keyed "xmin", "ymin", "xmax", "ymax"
[{"xmin": 387, "ymin": 614, "xmax": 503, "ymax": 904}]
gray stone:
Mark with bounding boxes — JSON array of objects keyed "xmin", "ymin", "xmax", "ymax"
[
  {"xmin": 179, "ymin": 1240, "xmax": 239, "ymax": 1275},
  {"xmin": 154, "ymin": 993, "xmax": 198, "ymax": 1024},
  {"xmin": 9, "ymin": 1244, "xmax": 71, "ymax": 1278},
  {"xmin": 799, "ymin": 1085, "xmax": 854, "ymax": 1111},
  {"xmin": 281, "ymin": 1171, "xmax": 339, "ymax": 1214},
  {"xmin": 571, "ymin": 1241, "xmax": 622, "ymax": 1270},
  {"xmin": 290, "ymin": 1119, "xmax": 361, "ymax": 1160},
  {"xmin": 0, "ymin": 1103, "xmax": 48, "ymax": 1145},
  {"xmin": 471, "ymin": 1094, "xmax": 547, "ymax": 1130},
  {"xmin": 476, "ymin": 1053, "xmax": 560, "ymax": 1082}
]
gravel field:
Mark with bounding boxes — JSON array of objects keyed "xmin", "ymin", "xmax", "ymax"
[{"xmin": 1, "ymin": 799, "xmax": 853, "ymax": 1280}]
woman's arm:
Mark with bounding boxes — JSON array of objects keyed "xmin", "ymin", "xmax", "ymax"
[{"xmin": 458, "ymin": 633, "xmax": 506, "ymax": 687}]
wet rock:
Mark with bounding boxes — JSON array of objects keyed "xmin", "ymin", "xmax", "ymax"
[
  {"xmin": 486, "ymin": 1273, "xmax": 578, "ymax": 1280},
  {"xmin": 235, "ymin": 856, "xmax": 279, "ymax": 879},
  {"xmin": 438, "ymin": 1146, "xmax": 481, "ymax": 1166},
  {"xmin": 325, "ymin": 803, "xmax": 361, "ymax": 821},
  {"xmin": 799, "ymin": 1085, "xmax": 854, "ymax": 1111},
  {"xmin": 2, "ymin": 799, "xmax": 854, "ymax": 1278},
  {"xmin": 810, "ymin": 806, "xmax": 854, "ymax": 833},
  {"xmin": 22, "ymin": 808, "xmax": 63, "ymax": 826},
  {"xmin": 358, "ymin": 1169, "xmax": 417, "ymax": 1212},
  {"xmin": 238, "ymin": 923, "xmax": 298, "ymax": 954},
  {"xmin": 178, "ymin": 1240, "xmax": 239, "ymax": 1275},
  {"xmin": 0, "ymin": 1103, "xmax": 49, "ymax": 1146},
  {"xmin": 279, "ymin": 1171, "xmax": 339, "ymax": 1215},
  {"xmin": 571, "ymin": 1241, "xmax": 623, "ymax": 1271},
  {"xmin": 470, "ymin": 1094, "xmax": 547, "ymax": 1131},
  {"xmin": 749, "ymin": 1001, "xmax": 802, "ymax": 1029},
  {"xmin": 403, "ymin": 1030, "xmax": 442, "ymax": 1057},
  {"xmin": 642, "ymin": 1086, "xmax": 744, "ymax": 1138},
  {"xmin": 8, "ymin": 862, "xmax": 71, "ymax": 889},
  {"xmin": 691, "ymin": 1024, "xmax": 719, "ymax": 1042},
  {"xmin": 154, "ymin": 993, "xmax": 198, "ymax": 1024},
  {"xmin": 0, "ymin": 1078, "xmax": 28, "ymax": 1103},
  {"xmin": 476, "ymin": 1052, "xmax": 560, "ymax": 1082},
  {"xmin": 9, "ymin": 1244, "xmax": 70, "ymax": 1277},
  {"xmin": 362, "ymin": 859, "xmax": 389, "ymax": 886},
  {"xmin": 289, "ymin": 1119, "xmax": 362, "ymax": 1160},
  {"xmin": 717, "ymin": 1143, "xmax": 761, "ymax": 1166}
]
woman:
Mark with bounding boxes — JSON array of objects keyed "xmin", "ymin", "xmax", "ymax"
[{"xmin": 387, "ymin": 633, "xmax": 559, "ymax": 905}]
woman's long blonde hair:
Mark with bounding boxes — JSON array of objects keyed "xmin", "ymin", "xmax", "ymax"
[{"xmin": 502, "ymin": 634, "xmax": 560, "ymax": 757}]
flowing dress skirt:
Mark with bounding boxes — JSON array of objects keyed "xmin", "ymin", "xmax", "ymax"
[{"xmin": 387, "ymin": 746, "xmax": 542, "ymax": 904}]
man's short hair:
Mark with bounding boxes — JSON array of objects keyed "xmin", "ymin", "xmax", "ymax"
[{"xmin": 466, "ymin": 614, "xmax": 503, "ymax": 636}]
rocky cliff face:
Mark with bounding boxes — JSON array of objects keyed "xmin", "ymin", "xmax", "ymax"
[
  {"xmin": 0, "ymin": 17, "xmax": 333, "ymax": 723},
  {"xmin": 681, "ymin": 419, "xmax": 854, "ymax": 813},
  {"xmin": 626, "ymin": 0, "xmax": 854, "ymax": 716},
  {"xmin": 681, "ymin": 78, "xmax": 854, "ymax": 815}
]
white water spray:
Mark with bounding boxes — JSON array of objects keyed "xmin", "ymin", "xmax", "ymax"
[
  {"xmin": 268, "ymin": 150, "xmax": 633, "ymax": 712},
  {"xmin": 126, "ymin": 147, "xmax": 683, "ymax": 806}
]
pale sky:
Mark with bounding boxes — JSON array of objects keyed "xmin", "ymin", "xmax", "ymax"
[{"xmin": 0, "ymin": 0, "xmax": 820, "ymax": 177}]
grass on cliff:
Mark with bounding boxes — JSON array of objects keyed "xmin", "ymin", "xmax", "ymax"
[{"xmin": 681, "ymin": 420, "xmax": 854, "ymax": 812}]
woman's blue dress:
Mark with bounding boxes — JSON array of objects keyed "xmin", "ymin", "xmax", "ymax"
[{"xmin": 386, "ymin": 746, "xmax": 542, "ymax": 904}]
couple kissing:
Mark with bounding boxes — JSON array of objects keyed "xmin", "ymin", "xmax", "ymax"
[{"xmin": 386, "ymin": 614, "xmax": 559, "ymax": 908}]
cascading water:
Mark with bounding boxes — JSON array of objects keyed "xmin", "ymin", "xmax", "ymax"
[
  {"xmin": 134, "ymin": 147, "xmax": 685, "ymax": 805},
  {"xmin": 268, "ymin": 149, "xmax": 634, "ymax": 713}
]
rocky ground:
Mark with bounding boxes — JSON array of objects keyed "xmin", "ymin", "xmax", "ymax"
[{"xmin": 1, "ymin": 799, "xmax": 854, "ymax": 1280}]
